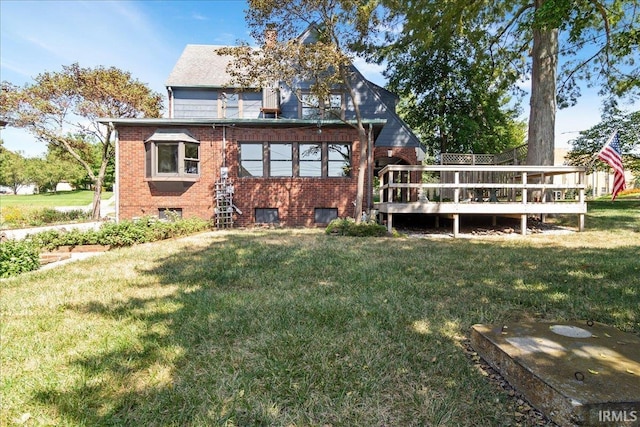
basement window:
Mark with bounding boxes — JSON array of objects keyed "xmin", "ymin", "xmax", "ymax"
[
  {"xmin": 314, "ymin": 208, "xmax": 338, "ymax": 224},
  {"xmin": 255, "ymin": 208, "xmax": 279, "ymax": 224},
  {"xmin": 145, "ymin": 129, "xmax": 200, "ymax": 181}
]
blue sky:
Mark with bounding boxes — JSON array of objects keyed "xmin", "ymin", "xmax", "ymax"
[{"xmin": 0, "ymin": 0, "xmax": 628, "ymax": 157}]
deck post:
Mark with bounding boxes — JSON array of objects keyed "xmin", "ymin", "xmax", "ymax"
[
  {"xmin": 387, "ymin": 213, "xmax": 393, "ymax": 233},
  {"xmin": 454, "ymin": 172, "xmax": 460, "ymax": 203},
  {"xmin": 379, "ymin": 169, "xmax": 385, "ymax": 203},
  {"xmin": 453, "ymin": 214, "xmax": 459, "ymax": 237},
  {"xmin": 578, "ymin": 169, "xmax": 586, "ymax": 231},
  {"xmin": 541, "ymin": 172, "xmax": 547, "ymax": 223},
  {"xmin": 521, "ymin": 172, "xmax": 528, "ymax": 235}
]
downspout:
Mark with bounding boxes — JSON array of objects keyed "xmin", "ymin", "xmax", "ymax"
[
  {"xmin": 367, "ymin": 123, "xmax": 373, "ymax": 212},
  {"xmin": 167, "ymin": 86, "xmax": 174, "ymax": 118},
  {"xmin": 222, "ymin": 125, "xmax": 227, "ymax": 168}
]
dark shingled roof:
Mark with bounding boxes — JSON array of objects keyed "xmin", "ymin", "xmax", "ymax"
[{"xmin": 166, "ymin": 45, "xmax": 239, "ymax": 88}]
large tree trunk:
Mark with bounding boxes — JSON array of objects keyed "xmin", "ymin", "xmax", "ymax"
[
  {"xmin": 526, "ymin": 0, "xmax": 559, "ymax": 167},
  {"xmin": 92, "ymin": 179, "xmax": 102, "ymax": 220},
  {"xmin": 355, "ymin": 123, "xmax": 368, "ymax": 222}
]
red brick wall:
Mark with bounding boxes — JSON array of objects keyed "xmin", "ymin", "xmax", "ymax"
[
  {"xmin": 117, "ymin": 126, "xmax": 223, "ymax": 221},
  {"xmin": 117, "ymin": 125, "xmax": 365, "ymax": 226},
  {"xmin": 227, "ymin": 126, "xmax": 361, "ymax": 226}
]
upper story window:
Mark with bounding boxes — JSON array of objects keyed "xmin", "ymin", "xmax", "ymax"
[
  {"xmin": 145, "ymin": 129, "xmax": 200, "ymax": 181},
  {"xmin": 220, "ymin": 92, "xmax": 239, "ymax": 118},
  {"xmin": 299, "ymin": 92, "xmax": 344, "ymax": 120},
  {"xmin": 301, "ymin": 94, "xmax": 321, "ymax": 119},
  {"xmin": 239, "ymin": 141, "xmax": 351, "ymax": 178},
  {"xmin": 325, "ymin": 94, "xmax": 343, "ymax": 119}
]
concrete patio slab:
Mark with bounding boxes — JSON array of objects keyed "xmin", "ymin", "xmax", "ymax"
[{"xmin": 471, "ymin": 321, "xmax": 640, "ymax": 426}]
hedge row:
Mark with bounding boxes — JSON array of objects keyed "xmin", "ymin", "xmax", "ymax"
[
  {"xmin": 1, "ymin": 206, "xmax": 91, "ymax": 228},
  {"xmin": 0, "ymin": 216, "xmax": 212, "ymax": 278},
  {"xmin": 27, "ymin": 217, "xmax": 212, "ymax": 251}
]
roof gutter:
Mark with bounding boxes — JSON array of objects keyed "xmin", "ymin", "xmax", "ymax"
[{"xmin": 98, "ymin": 117, "xmax": 387, "ymax": 128}]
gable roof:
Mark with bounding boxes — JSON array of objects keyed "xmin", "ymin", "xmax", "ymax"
[
  {"xmin": 166, "ymin": 45, "xmax": 240, "ymax": 88},
  {"xmin": 165, "ymin": 26, "xmax": 423, "ymax": 152}
]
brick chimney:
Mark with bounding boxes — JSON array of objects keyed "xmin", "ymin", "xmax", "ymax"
[{"xmin": 265, "ymin": 23, "xmax": 277, "ymax": 48}]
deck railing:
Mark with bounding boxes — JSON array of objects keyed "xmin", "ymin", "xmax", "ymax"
[
  {"xmin": 375, "ymin": 164, "xmax": 588, "ymax": 236},
  {"xmin": 440, "ymin": 143, "xmax": 528, "ymax": 166}
]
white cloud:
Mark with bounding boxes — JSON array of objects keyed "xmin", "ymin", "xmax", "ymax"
[{"xmin": 352, "ymin": 57, "xmax": 387, "ymax": 87}]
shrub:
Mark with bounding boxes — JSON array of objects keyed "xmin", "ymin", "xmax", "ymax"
[
  {"xmin": 0, "ymin": 206, "xmax": 26, "ymax": 226},
  {"xmin": 0, "ymin": 240, "xmax": 40, "ymax": 278},
  {"xmin": 325, "ymin": 217, "xmax": 388, "ymax": 237},
  {"xmin": 27, "ymin": 216, "xmax": 212, "ymax": 250},
  {"xmin": 1, "ymin": 207, "xmax": 90, "ymax": 228}
]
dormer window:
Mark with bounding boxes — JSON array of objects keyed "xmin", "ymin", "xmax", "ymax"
[
  {"xmin": 145, "ymin": 129, "xmax": 200, "ymax": 181},
  {"xmin": 299, "ymin": 92, "xmax": 344, "ymax": 119},
  {"xmin": 220, "ymin": 92, "xmax": 239, "ymax": 118},
  {"xmin": 301, "ymin": 93, "xmax": 321, "ymax": 119}
]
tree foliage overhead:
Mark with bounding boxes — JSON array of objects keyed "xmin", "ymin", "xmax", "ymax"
[
  {"xmin": 221, "ymin": 0, "xmax": 384, "ymax": 221},
  {"xmin": 377, "ymin": 5, "xmax": 526, "ymax": 157},
  {"xmin": 379, "ymin": 0, "xmax": 640, "ymax": 165},
  {"xmin": 1, "ymin": 63, "xmax": 163, "ymax": 218}
]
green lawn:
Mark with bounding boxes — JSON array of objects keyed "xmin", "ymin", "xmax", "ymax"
[
  {"xmin": 1, "ymin": 200, "xmax": 638, "ymax": 426},
  {"xmin": 0, "ymin": 190, "xmax": 112, "ymax": 209}
]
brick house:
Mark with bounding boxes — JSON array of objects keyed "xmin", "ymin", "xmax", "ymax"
[{"xmin": 105, "ymin": 27, "xmax": 424, "ymax": 227}]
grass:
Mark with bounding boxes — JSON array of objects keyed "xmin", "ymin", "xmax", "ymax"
[
  {"xmin": 0, "ymin": 190, "xmax": 112, "ymax": 209},
  {"xmin": 1, "ymin": 200, "xmax": 638, "ymax": 426}
]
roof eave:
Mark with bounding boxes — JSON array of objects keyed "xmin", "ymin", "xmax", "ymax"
[{"xmin": 100, "ymin": 117, "xmax": 387, "ymax": 128}]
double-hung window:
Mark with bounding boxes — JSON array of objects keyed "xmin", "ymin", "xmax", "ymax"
[
  {"xmin": 299, "ymin": 144, "xmax": 322, "ymax": 177},
  {"xmin": 299, "ymin": 92, "xmax": 344, "ymax": 119},
  {"xmin": 145, "ymin": 129, "xmax": 200, "ymax": 180},
  {"xmin": 269, "ymin": 143, "xmax": 293, "ymax": 177},
  {"xmin": 220, "ymin": 92, "xmax": 239, "ymax": 118},
  {"xmin": 301, "ymin": 94, "xmax": 321, "ymax": 119},
  {"xmin": 239, "ymin": 143, "xmax": 264, "ymax": 177},
  {"xmin": 328, "ymin": 144, "xmax": 351, "ymax": 177}
]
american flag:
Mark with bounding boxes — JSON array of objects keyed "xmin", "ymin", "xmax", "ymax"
[{"xmin": 597, "ymin": 130, "xmax": 626, "ymax": 200}]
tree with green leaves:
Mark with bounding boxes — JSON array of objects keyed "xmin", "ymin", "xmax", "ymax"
[
  {"xmin": 0, "ymin": 149, "xmax": 29, "ymax": 194},
  {"xmin": 26, "ymin": 150, "xmax": 86, "ymax": 194},
  {"xmin": 219, "ymin": 0, "xmax": 384, "ymax": 222},
  {"xmin": 1, "ymin": 64, "xmax": 163, "ymax": 219},
  {"xmin": 381, "ymin": 21, "xmax": 527, "ymax": 157},
  {"xmin": 380, "ymin": 0, "xmax": 639, "ymax": 165},
  {"xmin": 565, "ymin": 110, "xmax": 640, "ymax": 180}
]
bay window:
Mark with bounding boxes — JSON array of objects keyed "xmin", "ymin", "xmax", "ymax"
[{"xmin": 145, "ymin": 129, "xmax": 200, "ymax": 180}]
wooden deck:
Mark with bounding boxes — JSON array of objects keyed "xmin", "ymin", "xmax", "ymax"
[{"xmin": 374, "ymin": 165, "xmax": 587, "ymax": 237}]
